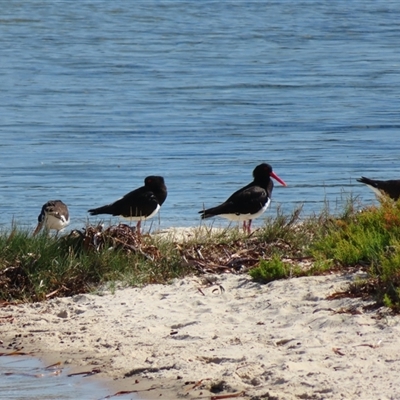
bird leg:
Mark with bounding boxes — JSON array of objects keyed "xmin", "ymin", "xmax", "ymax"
[
  {"xmin": 247, "ymin": 219, "xmax": 252, "ymax": 234},
  {"xmin": 242, "ymin": 220, "xmax": 252, "ymax": 234},
  {"xmin": 242, "ymin": 220, "xmax": 252, "ymax": 235},
  {"xmin": 136, "ymin": 220, "xmax": 142, "ymax": 236}
]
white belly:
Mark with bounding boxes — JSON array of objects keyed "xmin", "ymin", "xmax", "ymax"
[
  {"xmin": 120, "ymin": 204, "xmax": 160, "ymax": 222},
  {"xmin": 45, "ymin": 214, "xmax": 70, "ymax": 231},
  {"xmin": 366, "ymin": 185, "xmax": 385, "ymax": 199},
  {"xmin": 219, "ymin": 199, "xmax": 271, "ymax": 222}
]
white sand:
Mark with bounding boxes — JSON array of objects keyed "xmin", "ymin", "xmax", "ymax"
[{"xmin": 1, "ymin": 271, "xmax": 400, "ymax": 399}]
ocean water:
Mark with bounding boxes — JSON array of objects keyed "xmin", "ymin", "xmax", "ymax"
[
  {"xmin": 1, "ymin": 0, "xmax": 400, "ymax": 234},
  {"xmin": 0, "ymin": 355, "xmax": 137, "ymax": 400},
  {"xmin": 1, "ymin": 0, "xmax": 400, "ymax": 397}
]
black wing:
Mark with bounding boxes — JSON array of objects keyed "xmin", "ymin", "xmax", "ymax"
[
  {"xmin": 200, "ymin": 185, "xmax": 269, "ymax": 218},
  {"xmin": 89, "ymin": 186, "xmax": 159, "ymax": 218}
]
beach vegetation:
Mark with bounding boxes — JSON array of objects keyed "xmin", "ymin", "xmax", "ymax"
[
  {"xmin": 249, "ymin": 254, "xmax": 291, "ymax": 282},
  {"xmin": 1, "ymin": 196, "xmax": 400, "ymax": 312},
  {"xmin": 309, "ymin": 197, "xmax": 400, "ymax": 312}
]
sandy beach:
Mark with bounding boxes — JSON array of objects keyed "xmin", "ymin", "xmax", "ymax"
[{"xmin": 1, "ymin": 269, "xmax": 400, "ymax": 400}]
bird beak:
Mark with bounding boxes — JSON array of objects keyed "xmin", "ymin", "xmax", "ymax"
[
  {"xmin": 33, "ymin": 222, "xmax": 43, "ymax": 236},
  {"xmin": 270, "ymin": 171, "xmax": 287, "ymax": 187}
]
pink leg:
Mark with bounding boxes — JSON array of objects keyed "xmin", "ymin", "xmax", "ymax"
[
  {"xmin": 247, "ymin": 220, "xmax": 252, "ymax": 234},
  {"xmin": 136, "ymin": 220, "xmax": 142, "ymax": 236}
]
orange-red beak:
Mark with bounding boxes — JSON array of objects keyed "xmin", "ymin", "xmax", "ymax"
[{"xmin": 270, "ymin": 171, "xmax": 287, "ymax": 187}]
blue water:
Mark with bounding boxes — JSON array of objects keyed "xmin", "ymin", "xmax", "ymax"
[
  {"xmin": 1, "ymin": 1, "xmax": 400, "ymax": 233},
  {"xmin": 0, "ymin": 355, "xmax": 138, "ymax": 400},
  {"xmin": 1, "ymin": 0, "xmax": 400, "ymax": 396},
  {"xmin": 0, "ymin": 0, "xmax": 400, "ymax": 233}
]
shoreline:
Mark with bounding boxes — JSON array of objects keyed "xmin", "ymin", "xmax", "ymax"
[{"xmin": 2, "ymin": 270, "xmax": 400, "ymax": 399}]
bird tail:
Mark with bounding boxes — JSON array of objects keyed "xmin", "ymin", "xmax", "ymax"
[
  {"xmin": 357, "ymin": 177, "xmax": 377, "ymax": 187},
  {"xmin": 198, "ymin": 207, "xmax": 219, "ymax": 219},
  {"xmin": 88, "ymin": 205, "xmax": 112, "ymax": 216}
]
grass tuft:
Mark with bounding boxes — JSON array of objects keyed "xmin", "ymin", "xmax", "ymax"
[
  {"xmin": 249, "ymin": 255, "xmax": 291, "ymax": 283},
  {"xmin": 0, "ymin": 224, "xmax": 191, "ymax": 302}
]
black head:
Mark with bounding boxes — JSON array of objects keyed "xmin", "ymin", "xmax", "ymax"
[
  {"xmin": 144, "ymin": 176, "xmax": 165, "ymax": 188},
  {"xmin": 253, "ymin": 163, "xmax": 273, "ymax": 179},
  {"xmin": 253, "ymin": 163, "xmax": 287, "ymax": 186},
  {"xmin": 144, "ymin": 176, "xmax": 167, "ymax": 205}
]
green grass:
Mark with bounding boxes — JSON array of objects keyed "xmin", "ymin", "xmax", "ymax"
[
  {"xmin": 2, "ymin": 197, "xmax": 400, "ymax": 312},
  {"xmin": 0, "ymin": 225, "xmax": 190, "ymax": 302},
  {"xmin": 249, "ymin": 255, "xmax": 292, "ymax": 282},
  {"xmin": 308, "ymin": 198, "xmax": 400, "ymax": 311}
]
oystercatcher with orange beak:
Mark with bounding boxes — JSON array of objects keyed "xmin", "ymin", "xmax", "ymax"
[{"xmin": 199, "ymin": 163, "xmax": 287, "ymax": 234}]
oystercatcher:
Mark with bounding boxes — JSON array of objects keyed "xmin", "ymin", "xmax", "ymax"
[
  {"xmin": 33, "ymin": 200, "xmax": 70, "ymax": 236},
  {"xmin": 199, "ymin": 163, "xmax": 287, "ymax": 233},
  {"xmin": 88, "ymin": 176, "xmax": 167, "ymax": 235},
  {"xmin": 357, "ymin": 176, "xmax": 400, "ymax": 200}
]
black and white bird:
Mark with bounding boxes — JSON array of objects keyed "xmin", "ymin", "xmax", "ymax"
[
  {"xmin": 357, "ymin": 176, "xmax": 400, "ymax": 200},
  {"xmin": 33, "ymin": 200, "xmax": 70, "ymax": 236},
  {"xmin": 199, "ymin": 163, "xmax": 287, "ymax": 233},
  {"xmin": 88, "ymin": 176, "xmax": 167, "ymax": 235}
]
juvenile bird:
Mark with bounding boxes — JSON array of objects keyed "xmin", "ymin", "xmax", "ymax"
[{"xmin": 33, "ymin": 200, "xmax": 70, "ymax": 236}]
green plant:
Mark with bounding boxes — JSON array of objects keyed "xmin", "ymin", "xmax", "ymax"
[
  {"xmin": 2, "ymin": 196, "xmax": 400, "ymax": 312},
  {"xmin": 249, "ymin": 255, "xmax": 291, "ymax": 283}
]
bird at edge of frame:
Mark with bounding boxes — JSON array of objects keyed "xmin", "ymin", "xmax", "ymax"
[
  {"xmin": 199, "ymin": 163, "xmax": 287, "ymax": 234},
  {"xmin": 33, "ymin": 200, "xmax": 70, "ymax": 237},
  {"xmin": 87, "ymin": 175, "xmax": 167, "ymax": 236},
  {"xmin": 357, "ymin": 176, "xmax": 400, "ymax": 201}
]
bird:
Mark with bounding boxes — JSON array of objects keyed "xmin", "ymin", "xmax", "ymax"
[
  {"xmin": 357, "ymin": 176, "xmax": 400, "ymax": 200},
  {"xmin": 88, "ymin": 176, "xmax": 167, "ymax": 235},
  {"xmin": 199, "ymin": 163, "xmax": 287, "ymax": 234},
  {"xmin": 33, "ymin": 200, "xmax": 70, "ymax": 236}
]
